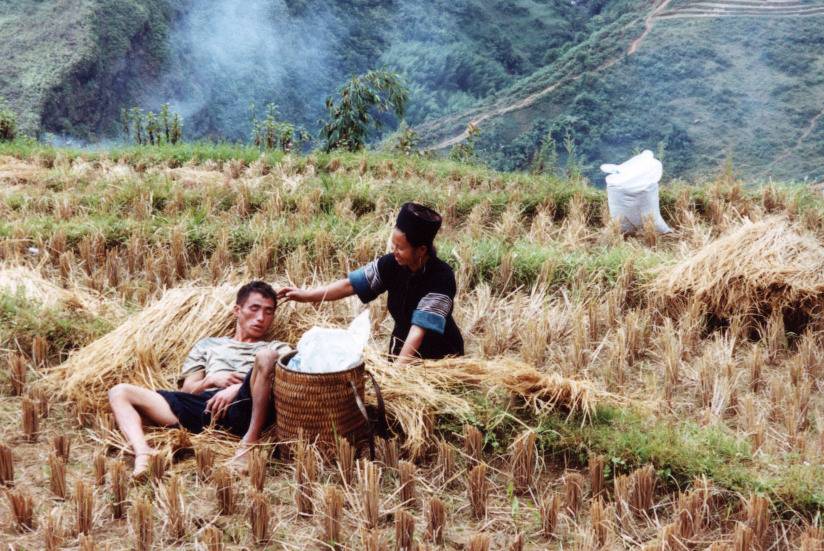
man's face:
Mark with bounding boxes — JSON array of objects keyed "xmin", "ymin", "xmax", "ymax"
[{"xmin": 234, "ymin": 292, "xmax": 276, "ymax": 339}]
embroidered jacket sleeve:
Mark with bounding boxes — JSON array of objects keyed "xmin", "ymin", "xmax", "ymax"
[
  {"xmin": 348, "ymin": 254, "xmax": 396, "ymax": 303},
  {"xmin": 411, "ymin": 270, "xmax": 456, "ymax": 335}
]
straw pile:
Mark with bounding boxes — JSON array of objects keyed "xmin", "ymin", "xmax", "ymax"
[
  {"xmin": 649, "ymin": 217, "xmax": 824, "ymax": 320},
  {"xmin": 44, "ymin": 285, "xmax": 240, "ymax": 411},
  {"xmin": 369, "ymin": 354, "xmax": 616, "ymax": 458}
]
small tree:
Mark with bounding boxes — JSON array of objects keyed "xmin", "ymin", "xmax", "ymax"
[
  {"xmin": 449, "ymin": 123, "xmax": 480, "ymax": 163},
  {"xmin": 392, "ymin": 122, "xmax": 420, "ymax": 156},
  {"xmin": 250, "ymin": 103, "xmax": 310, "ymax": 152},
  {"xmin": 122, "ymin": 104, "xmax": 183, "ymax": 145},
  {"xmin": 0, "ymin": 98, "xmax": 17, "ymax": 142},
  {"xmin": 320, "ymin": 70, "xmax": 408, "ymax": 152}
]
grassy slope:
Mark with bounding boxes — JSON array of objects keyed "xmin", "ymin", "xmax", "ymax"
[
  {"xmin": 418, "ymin": 8, "xmax": 824, "ymax": 182},
  {"xmin": 0, "ymin": 0, "xmax": 171, "ymax": 137}
]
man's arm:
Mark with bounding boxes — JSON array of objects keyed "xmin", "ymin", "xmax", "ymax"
[{"xmin": 180, "ymin": 371, "xmax": 244, "ymax": 394}]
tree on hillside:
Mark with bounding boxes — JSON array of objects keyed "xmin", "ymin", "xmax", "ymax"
[
  {"xmin": 0, "ymin": 98, "xmax": 17, "ymax": 142},
  {"xmin": 320, "ymin": 70, "xmax": 408, "ymax": 152}
]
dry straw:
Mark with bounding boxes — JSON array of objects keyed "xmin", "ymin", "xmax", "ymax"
[
  {"xmin": 44, "ymin": 285, "xmax": 241, "ymax": 411},
  {"xmin": 540, "ymin": 491, "xmax": 561, "ymax": 540},
  {"xmin": 509, "ymin": 533, "xmax": 525, "ymax": 551},
  {"xmin": 212, "ymin": 466, "xmax": 235, "ymax": 516},
  {"xmin": 463, "ymin": 425, "xmax": 484, "ymax": 465},
  {"xmin": 196, "ymin": 445, "xmax": 215, "ymax": 481},
  {"xmin": 248, "ymin": 448, "xmax": 266, "ymax": 492},
  {"xmin": 358, "ymin": 459, "xmax": 382, "ymax": 529},
  {"xmin": 468, "ymin": 533, "xmax": 491, "ymax": 551},
  {"xmin": 5, "ymin": 487, "xmax": 34, "ymax": 532},
  {"xmin": 336, "ymin": 437, "xmax": 355, "ymax": 487},
  {"xmin": 249, "ymin": 491, "xmax": 270, "ymax": 545},
  {"xmin": 467, "ymin": 463, "xmax": 488, "ymax": 520},
  {"xmin": 93, "ymin": 451, "xmax": 107, "ymax": 486},
  {"xmin": 44, "ymin": 507, "xmax": 64, "ymax": 551},
  {"xmin": 398, "ymin": 460, "xmax": 417, "ymax": 508},
  {"xmin": 380, "ymin": 437, "xmax": 399, "ymax": 471},
  {"xmin": 131, "ymin": 495, "xmax": 154, "ymax": 551},
  {"xmin": 436, "ymin": 440, "xmax": 455, "ymax": 481},
  {"xmin": 564, "ymin": 471, "xmax": 584, "ymax": 517},
  {"xmin": 78, "ymin": 533, "xmax": 96, "ymax": 551},
  {"xmin": 49, "ymin": 453, "xmax": 67, "ymax": 500},
  {"xmin": 589, "ymin": 455, "xmax": 605, "ymax": 499},
  {"xmin": 21, "ymin": 395, "xmax": 39, "ymax": 442},
  {"xmin": 0, "ymin": 442, "xmax": 13, "ymax": 486},
  {"xmin": 157, "ymin": 474, "xmax": 187, "ymax": 541},
  {"xmin": 295, "ymin": 439, "xmax": 318, "ymax": 517},
  {"xmin": 650, "ymin": 217, "xmax": 824, "ymax": 322},
  {"xmin": 510, "ymin": 430, "xmax": 536, "ymax": 495},
  {"xmin": 426, "ymin": 497, "xmax": 446, "ymax": 545},
  {"xmin": 52, "ymin": 434, "xmax": 71, "ymax": 462},
  {"xmin": 322, "ymin": 485, "xmax": 344, "ymax": 548},
  {"xmin": 110, "ymin": 459, "xmax": 128, "ymax": 519},
  {"xmin": 75, "ymin": 479, "xmax": 94, "ymax": 535},
  {"xmin": 395, "ymin": 508, "xmax": 415, "ymax": 551},
  {"xmin": 202, "ymin": 525, "xmax": 224, "ymax": 550},
  {"xmin": 8, "ymin": 353, "xmax": 26, "ymax": 395}
]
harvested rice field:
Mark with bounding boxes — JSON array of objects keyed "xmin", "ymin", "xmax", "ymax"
[{"xmin": 1, "ymin": 143, "xmax": 824, "ymax": 550}]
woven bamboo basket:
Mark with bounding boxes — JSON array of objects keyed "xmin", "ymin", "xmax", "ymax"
[{"xmin": 275, "ymin": 350, "xmax": 384, "ymax": 458}]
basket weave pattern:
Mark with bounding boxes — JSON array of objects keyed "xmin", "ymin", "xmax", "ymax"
[{"xmin": 274, "ymin": 353, "xmax": 368, "ymax": 455}]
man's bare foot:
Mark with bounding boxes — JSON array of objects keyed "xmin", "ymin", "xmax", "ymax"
[
  {"xmin": 132, "ymin": 450, "xmax": 157, "ymax": 480},
  {"xmin": 227, "ymin": 442, "xmax": 254, "ymax": 474}
]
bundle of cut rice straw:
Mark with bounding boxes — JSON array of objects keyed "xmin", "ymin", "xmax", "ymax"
[
  {"xmin": 45, "ymin": 285, "xmax": 240, "ymax": 412},
  {"xmin": 369, "ymin": 354, "xmax": 615, "ymax": 458},
  {"xmin": 649, "ymin": 217, "xmax": 824, "ymax": 320}
]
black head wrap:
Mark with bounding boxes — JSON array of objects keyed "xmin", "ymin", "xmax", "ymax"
[{"xmin": 395, "ymin": 202, "xmax": 442, "ymax": 248}]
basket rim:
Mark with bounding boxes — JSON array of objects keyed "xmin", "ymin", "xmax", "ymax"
[{"xmin": 276, "ymin": 349, "xmax": 365, "ymax": 376}]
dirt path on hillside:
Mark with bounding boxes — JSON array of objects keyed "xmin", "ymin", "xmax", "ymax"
[
  {"xmin": 629, "ymin": 0, "xmax": 672, "ymax": 54},
  {"xmin": 762, "ymin": 107, "xmax": 824, "ymax": 176},
  {"xmin": 425, "ymin": 0, "xmax": 670, "ymax": 151}
]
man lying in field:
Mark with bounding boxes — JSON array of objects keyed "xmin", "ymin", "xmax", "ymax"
[{"xmin": 108, "ymin": 281, "xmax": 291, "ymax": 477}]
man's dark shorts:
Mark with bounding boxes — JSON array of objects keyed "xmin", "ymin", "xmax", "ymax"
[{"xmin": 156, "ymin": 368, "xmax": 274, "ymax": 437}]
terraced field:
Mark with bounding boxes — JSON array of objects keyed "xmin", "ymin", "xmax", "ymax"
[{"xmin": 1, "ymin": 143, "xmax": 824, "ymax": 549}]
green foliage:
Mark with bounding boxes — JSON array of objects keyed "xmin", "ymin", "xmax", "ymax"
[
  {"xmin": 449, "ymin": 123, "xmax": 481, "ymax": 163},
  {"xmin": 321, "ymin": 70, "xmax": 409, "ymax": 152},
  {"xmin": 250, "ymin": 103, "xmax": 311, "ymax": 152},
  {"xmin": 0, "ymin": 291, "xmax": 113, "ymax": 361},
  {"xmin": 122, "ymin": 104, "xmax": 183, "ymax": 145},
  {"xmin": 0, "ymin": 98, "xmax": 17, "ymax": 142},
  {"xmin": 391, "ymin": 122, "xmax": 420, "ymax": 156}
]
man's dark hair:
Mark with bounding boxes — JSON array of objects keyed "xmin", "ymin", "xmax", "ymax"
[{"xmin": 236, "ymin": 281, "xmax": 278, "ymax": 306}]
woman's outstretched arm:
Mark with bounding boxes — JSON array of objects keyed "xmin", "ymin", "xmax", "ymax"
[{"xmin": 277, "ymin": 278, "xmax": 355, "ymax": 303}]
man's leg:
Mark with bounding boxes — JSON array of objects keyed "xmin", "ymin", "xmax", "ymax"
[
  {"xmin": 229, "ymin": 349, "xmax": 278, "ymax": 469},
  {"xmin": 108, "ymin": 383, "xmax": 180, "ymax": 476}
]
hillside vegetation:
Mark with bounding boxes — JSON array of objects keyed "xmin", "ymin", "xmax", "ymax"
[
  {"xmin": 1, "ymin": 144, "xmax": 824, "ymax": 548},
  {"xmin": 4, "ymin": 0, "xmax": 824, "ymax": 181}
]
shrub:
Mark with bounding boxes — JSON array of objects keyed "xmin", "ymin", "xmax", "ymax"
[
  {"xmin": 320, "ymin": 70, "xmax": 408, "ymax": 152},
  {"xmin": 0, "ymin": 98, "xmax": 17, "ymax": 142}
]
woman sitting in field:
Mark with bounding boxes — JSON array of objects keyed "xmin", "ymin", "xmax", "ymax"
[{"xmin": 278, "ymin": 202, "xmax": 464, "ymax": 363}]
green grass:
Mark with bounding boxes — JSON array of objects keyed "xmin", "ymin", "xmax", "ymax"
[
  {"xmin": 0, "ymin": 291, "xmax": 114, "ymax": 363},
  {"xmin": 439, "ymin": 394, "xmax": 824, "ymax": 515}
]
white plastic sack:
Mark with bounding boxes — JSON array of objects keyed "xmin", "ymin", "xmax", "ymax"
[
  {"xmin": 286, "ymin": 310, "xmax": 371, "ymax": 374},
  {"xmin": 600, "ymin": 150, "xmax": 671, "ymax": 234}
]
